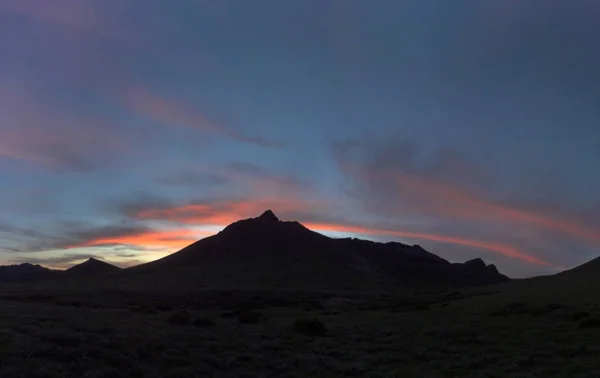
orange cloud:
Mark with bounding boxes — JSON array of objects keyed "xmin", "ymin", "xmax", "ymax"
[
  {"xmin": 67, "ymin": 229, "xmax": 208, "ymax": 250},
  {"xmin": 129, "ymin": 196, "xmax": 554, "ymax": 267},
  {"xmin": 136, "ymin": 204, "xmax": 240, "ymax": 226},
  {"xmin": 134, "ymin": 198, "xmax": 329, "ymax": 225}
]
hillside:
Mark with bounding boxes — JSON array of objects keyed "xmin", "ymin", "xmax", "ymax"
[
  {"xmin": 122, "ymin": 210, "xmax": 508, "ymax": 290},
  {"xmin": 65, "ymin": 258, "xmax": 121, "ymax": 276},
  {"xmin": 0, "ymin": 263, "xmax": 57, "ymax": 283}
]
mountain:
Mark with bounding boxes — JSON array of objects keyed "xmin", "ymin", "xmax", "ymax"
[
  {"xmin": 65, "ymin": 258, "xmax": 121, "ymax": 276},
  {"xmin": 126, "ymin": 210, "xmax": 508, "ymax": 290},
  {"xmin": 0, "ymin": 263, "xmax": 57, "ymax": 283}
]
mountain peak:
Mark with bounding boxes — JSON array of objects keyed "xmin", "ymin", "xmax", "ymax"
[
  {"xmin": 257, "ymin": 209, "xmax": 279, "ymax": 222},
  {"xmin": 66, "ymin": 257, "xmax": 121, "ymax": 275},
  {"xmin": 465, "ymin": 258, "xmax": 487, "ymax": 269}
]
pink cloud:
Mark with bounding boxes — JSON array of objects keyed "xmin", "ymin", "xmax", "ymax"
[
  {"xmin": 0, "ymin": 0, "xmax": 133, "ymax": 42},
  {"xmin": 0, "ymin": 85, "xmax": 127, "ymax": 169},
  {"xmin": 124, "ymin": 195, "xmax": 553, "ymax": 267},
  {"xmin": 341, "ymin": 163, "xmax": 600, "ymax": 246},
  {"xmin": 125, "ymin": 86, "xmax": 282, "ymax": 148}
]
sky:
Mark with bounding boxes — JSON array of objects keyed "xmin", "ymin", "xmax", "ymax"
[{"xmin": 0, "ymin": 0, "xmax": 599, "ymax": 277}]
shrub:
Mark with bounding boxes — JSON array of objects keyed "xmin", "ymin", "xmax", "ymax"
[
  {"xmin": 238, "ymin": 312, "xmax": 261, "ymax": 324},
  {"xmin": 168, "ymin": 310, "xmax": 192, "ymax": 326},
  {"xmin": 506, "ymin": 302, "xmax": 525, "ymax": 311},
  {"xmin": 155, "ymin": 304, "xmax": 173, "ymax": 312},
  {"xmin": 130, "ymin": 305, "xmax": 156, "ymax": 314},
  {"xmin": 302, "ymin": 300, "xmax": 324, "ymax": 310},
  {"xmin": 193, "ymin": 318, "xmax": 216, "ymax": 327},
  {"xmin": 568, "ymin": 311, "xmax": 591, "ymax": 321},
  {"xmin": 545, "ymin": 303, "xmax": 563, "ymax": 311},
  {"xmin": 579, "ymin": 317, "xmax": 600, "ymax": 329},
  {"xmin": 529, "ymin": 303, "xmax": 564, "ymax": 317},
  {"xmin": 293, "ymin": 318, "xmax": 327, "ymax": 337}
]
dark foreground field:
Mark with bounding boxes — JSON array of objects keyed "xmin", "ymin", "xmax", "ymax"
[{"xmin": 1, "ymin": 277, "xmax": 600, "ymax": 378}]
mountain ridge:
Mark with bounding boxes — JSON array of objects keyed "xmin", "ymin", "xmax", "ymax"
[
  {"xmin": 0, "ymin": 210, "xmax": 513, "ymax": 288},
  {"xmin": 65, "ymin": 258, "xmax": 122, "ymax": 276},
  {"xmin": 123, "ymin": 210, "xmax": 509, "ymax": 289}
]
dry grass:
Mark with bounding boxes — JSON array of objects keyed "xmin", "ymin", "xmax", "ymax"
[{"xmin": 0, "ymin": 279, "xmax": 598, "ymax": 377}]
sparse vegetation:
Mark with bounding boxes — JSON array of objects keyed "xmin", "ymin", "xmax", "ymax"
[
  {"xmin": 579, "ymin": 317, "xmax": 600, "ymax": 329},
  {"xmin": 0, "ymin": 285, "xmax": 597, "ymax": 377},
  {"xmin": 237, "ymin": 311, "xmax": 262, "ymax": 324},
  {"xmin": 293, "ymin": 318, "xmax": 327, "ymax": 337},
  {"xmin": 193, "ymin": 318, "xmax": 216, "ymax": 327},
  {"xmin": 168, "ymin": 310, "xmax": 192, "ymax": 326}
]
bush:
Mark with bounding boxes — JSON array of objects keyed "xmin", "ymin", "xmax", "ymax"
[
  {"xmin": 194, "ymin": 318, "xmax": 216, "ymax": 327},
  {"xmin": 168, "ymin": 310, "xmax": 192, "ymax": 326},
  {"xmin": 568, "ymin": 311, "xmax": 591, "ymax": 321},
  {"xmin": 238, "ymin": 312, "xmax": 261, "ymax": 324},
  {"xmin": 506, "ymin": 302, "xmax": 525, "ymax": 311},
  {"xmin": 293, "ymin": 319, "xmax": 327, "ymax": 337},
  {"xmin": 579, "ymin": 317, "xmax": 600, "ymax": 329},
  {"xmin": 302, "ymin": 300, "xmax": 324, "ymax": 310},
  {"xmin": 155, "ymin": 304, "xmax": 173, "ymax": 312},
  {"xmin": 130, "ymin": 305, "xmax": 156, "ymax": 314},
  {"xmin": 545, "ymin": 303, "xmax": 563, "ymax": 311}
]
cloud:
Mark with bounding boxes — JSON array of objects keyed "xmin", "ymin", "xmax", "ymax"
[
  {"xmin": 0, "ymin": 85, "xmax": 126, "ymax": 171},
  {"xmin": 302, "ymin": 222, "xmax": 554, "ymax": 267},
  {"xmin": 10, "ymin": 251, "xmax": 149, "ymax": 270},
  {"xmin": 0, "ymin": 0, "xmax": 133, "ymax": 42},
  {"xmin": 155, "ymin": 162, "xmax": 310, "ymax": 197},
  {"xmin": 0, "ymin": 218, "xmax": 204, "ymax": 254},
  {"xmin": 51, "ymin": 221, "xmax": 207, "ymax": 251},
  {"xmin": 328, "ymin": 137, "xmax": 600, "ymax": 270},
  {"xmin": 130, "ymin": 197, "xmax": 330, "ymax": 227},
  {"xmin": 11, "ymin": 253, "xmax": 101, "ymax": 268},
  {"xmin": 107, "ymin": 159, "xmax": 558, "ymax": 269},
  {"xmin": 114, "ymin": 191, "xmax": 552, "ymax": 268},
  {"xmin": 332, "ymin": 138, "xmax": 600, "ymax": 245},
  {"xmin": 0, "ymin": 222, "xmax": 48, "ymax": 240},
  {"xmin": 156, "ymin": 172, "xmax": 231, "ymax": 188},
  {"xmin": 66, "ymin": 229, "xmax": 205, "ymax": 250},
  {"xmin": 124, "ymin": 86, "xmax": 283, "ymax": 148}
]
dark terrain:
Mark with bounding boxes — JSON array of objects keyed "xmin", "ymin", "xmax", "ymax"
[{"xmin": 0, "ymin": 211, "xmax": 598, "ymax": 377}]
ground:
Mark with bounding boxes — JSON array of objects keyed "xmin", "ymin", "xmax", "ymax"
[{"xmin": 0, "ymin": 279, "xmax": 599, "ymax": 377}]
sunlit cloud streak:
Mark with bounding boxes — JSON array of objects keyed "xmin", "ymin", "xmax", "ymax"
[
  {"xmin": 123, "ymin": 196, "xmax": 553, "ymax": 267},
  {"xmin": 67, "ymin": 229, "xmax": 206, "ymax": 250},
  {"xmin": 0, "ymin": 0, "xmax": 133, "ymax": 42},
  {"xmin": 304, "ymin": 222, "xmax": 555, "ymax": 267},
  {"xmin": 341, "ymin": 163, "xmax": 600, "ymax": 245},
  {"xmin": 333, "ymin": 138, "xmax": 600, "ymax": 247},
  {"xmin": 0, "ymin": 85, "xmax": 127, "ymax": 171},
  {"xmin": 125, "ymin": 86, "xmax": 283, "ymax": 148}
]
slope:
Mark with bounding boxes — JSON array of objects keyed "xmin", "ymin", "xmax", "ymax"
[
  {"xmin": 65, "ymin": 258, "xmax": 122, "ymax": 276},
  {"xmin": 0, "ymin": 263, "xmax": 58, "ymax": 283},
  {"xmin": 122, "ymin": 210, "xmax": 507, "ymax": 290}
]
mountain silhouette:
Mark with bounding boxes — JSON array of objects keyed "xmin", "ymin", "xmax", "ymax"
[
  {"xmin": 0, "ymin": 263, "xmax": 57, "ymax": 283},
  {"xmin": 126, "ymin": 210, "xmax": 509, "ymax": 289},
  {"xmin": 65, "ymin": 258, "xmax": 121, "ymax": 276}
]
